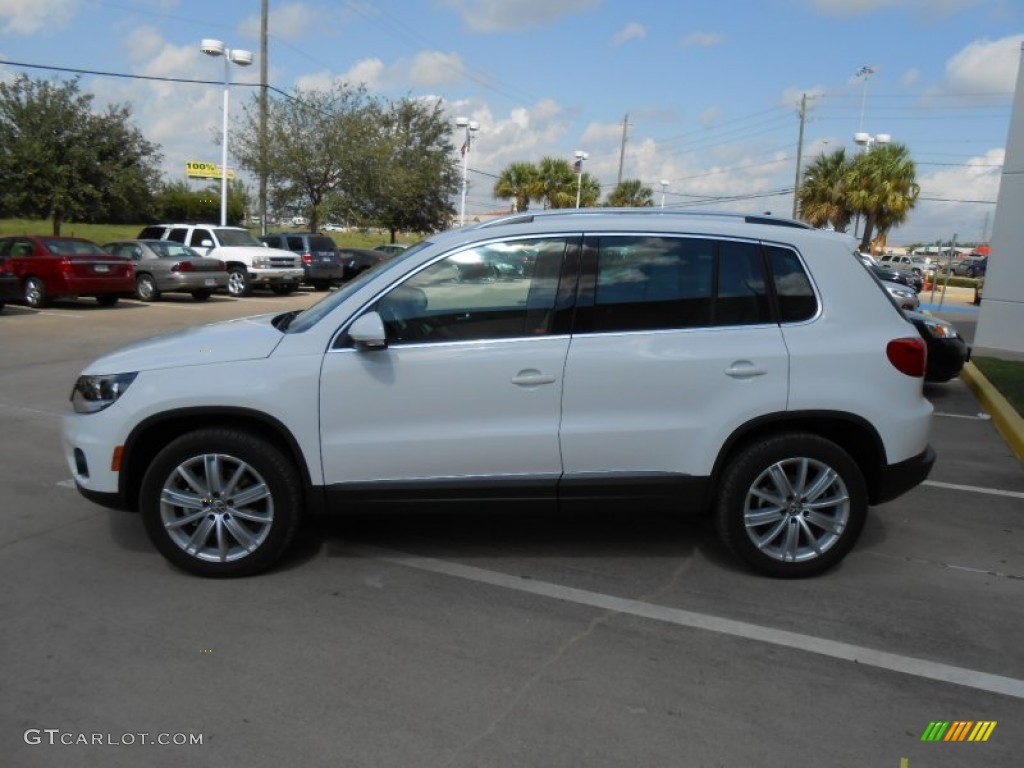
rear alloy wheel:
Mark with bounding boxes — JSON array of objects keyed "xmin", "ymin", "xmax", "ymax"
[
  {"xmin": 24, "ymin": 277, "xmax": 48, "ymax": 308},
  {"xmin": 227, "ymin": 267, "xmax": 252, "ymax": 297},
  {"xmin": 715, "ymin": 433, "xmax": 867, "ymax": 578},
  {"xmin": 136, "ymin": 273, "xmax": 160, "ymax": 302},
  {"xmin": 139, "ymin": 429, "xmax": 302, "ymax": 577}
]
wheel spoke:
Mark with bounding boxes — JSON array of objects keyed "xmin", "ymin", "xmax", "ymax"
[
  {"xmin": 750, "ymin": 486, "xmax": 786, "ymax": 507},
  {"xmin": 216, "ymin": 518, "xmax": 229, "ymax": 562},
  {"xmin": 176, "ymin": 464, "xmax": 209, "ymax": 496},
  {"xmin": 780, "ymin": 522, "xmax": 801, "ymax": 561},
  {"xmin": 796, "ymin": 518, "xmax": 823, "ymax": 556},
  {"xmin": 204, "ymin": 454, "xmax": 224, "ymax": 495},
  {"xmin": 231, "ymin": 482, "xmax": 270, "ymax": 508},
  {"xmin": 745, "ymin": 506, "xmax": 785, "ymax": 527},
  {"xmin": 754, "ymin": 518, "xmax": 789, "ymax": 550},
  {"xmin": 229, "ymin": 506, "xmax": 272, "ymax": 524},
  {"xmin": 221, "ymin": 462, "xmax": 247, "ymax": 498},
  {"xmin": 804, "ymin": 510, "xmax": 845, "ymax": 535},
  {"xmin": 222, "ymin": 516, "xmax": 259, "ymax": 551},
  {"xmin": 802, "ymin": 467, "xmax": 839, "ymax": 504},
  {"xmin": 767, "ymin": 463, "xmax": 796, "ymax": 498},
  {"xmin": 185, "ymin": 516, "xmax": 216, "ymax": 555},
  {"xmin": 161, "ymin": 488, "xmax": 206, "ymax": 511},
  {"xmin": 163, "ymin": 508, "xmax": 208, "ymax": 529}
]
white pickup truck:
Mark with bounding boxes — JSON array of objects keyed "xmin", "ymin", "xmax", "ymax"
[{"xmin": 137, "ymin": 224, "xmax": 304, "ymax": 297}]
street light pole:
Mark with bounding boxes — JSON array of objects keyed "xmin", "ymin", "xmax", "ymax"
[
  {"xmin": 660, "ymin": 179, "xmax": 669, "ymax": 208},
  {"xmin": 201, "ymin": 39, "xmax": 253, "ymax": 226},
  {"xmin": 574, "ymin": 150, "xmax": 588, "ymax": 208},
  {"xmin": 455, "ymin": 117, "xmax": 479, "ymax": 227}
]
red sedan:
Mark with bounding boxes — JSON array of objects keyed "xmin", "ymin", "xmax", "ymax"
[{"xmin": 0, "ymin": 236, "xmax": 135, "ymax": 308}]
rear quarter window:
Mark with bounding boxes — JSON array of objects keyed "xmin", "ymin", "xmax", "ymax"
[{"xmin": 764, "ymin": 244, "xmax": 817, "ymax": 322}]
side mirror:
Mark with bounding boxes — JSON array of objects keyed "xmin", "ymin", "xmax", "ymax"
[
  {"xmin": 200, "ymin": 239, "xmax": 214, "ymax": 248},
  {"xmin": 348, "ymin": 311, "xmax": 387, "ymax": 350}
]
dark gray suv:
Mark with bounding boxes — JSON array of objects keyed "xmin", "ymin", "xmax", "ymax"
[{"xmin": 260, "ymin": 233, "xmax": 344, "ymax": 290}]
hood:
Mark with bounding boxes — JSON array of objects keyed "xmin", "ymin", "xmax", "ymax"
[
  {"xmin": 211, "ymin": 245, "xmax": 296, "ymax": 258},
  {"xmin": 83, "ymin": 313, "xmax": 285, "ymax": 374}
]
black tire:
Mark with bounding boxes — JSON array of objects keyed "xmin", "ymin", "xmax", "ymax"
[
  {"xmin": 96, "ymin": 295, "xmax": 120, "ymax": 307},
  {"xmin": 227, "ymin": 267, "xmax": 252, "ymax": 297},
  {"xmin": 136, "ymin": 273, "xmax": 160, "ymax": 302},
  {"xmin": 0, "ymin": 299, "xmax": 5, "ymax": 312},
  {"xmin": 270, "ymin": 283, "xmax": 298, "ymax": 296},
  {"xmin": 139, "ymin": 429, "xmax": 302, "ymax": 578},
  {"xmin": 24, "ymin": 277, "xmax": 48, "ymax": 308},
  {"xmin": 715, "ymin": 433, "xmax": 867, "ymax": 578},
  {"xmin": 312, "ymin": 281, "xmax": 330, "ymax": 291},
  {"xmin": 191, "ymin": 289, "xmax": 212, "ymax": 301}
]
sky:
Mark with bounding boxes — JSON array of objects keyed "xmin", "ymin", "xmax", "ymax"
[{"xmin": 0, "ymin": 0, "xmax": 1022, "ymax": 245}]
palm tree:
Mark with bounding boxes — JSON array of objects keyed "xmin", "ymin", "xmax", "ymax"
[
  {"xmin": 607, "ymin": 179, "xmax": 654, "ymax": 207},
  {"xmin": 493, "ymin": 161, "xmax": 538, "ymax": 213},
  {"xmin": 848, "ymin": 143, "xmax": 920, "ymax": 252},
  {"xmin": 797, "ymin": 149, "xmax": 852, "ymax": 232},
  {"xmin": 531, "ymin": 157, "xmax": 578, "ymax": 209}
]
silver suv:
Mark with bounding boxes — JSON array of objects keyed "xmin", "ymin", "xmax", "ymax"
[
  {"xmin": 137, "ymin": 224, "xmax": 304, "ymax": 296},
  {"xmin": 66, "ymin": 210, "xmax": 935, "ymax": 578}
]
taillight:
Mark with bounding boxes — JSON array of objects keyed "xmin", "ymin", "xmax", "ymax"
[
  {"xmin": 171, "ymin": 261, "xmax": 194, "ymax": 273},
  {"xmin": 302, "ymin": 253, "xmax": 313, "ymax": 265},
  {"xmin": 886, "ymin": 338, "xmax": 927, "ymax": 377},
  {"xmin": 59, "ymin": 257, "xmax": 75, "ymax": 274},
  {"xmin": 215, "ymin": 261, "xmax": 225, "ymax": 270}
]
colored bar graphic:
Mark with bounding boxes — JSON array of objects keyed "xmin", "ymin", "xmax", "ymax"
[{"xmin": 920, "ymin": 721, "xmax": 996, "ymax": 742}]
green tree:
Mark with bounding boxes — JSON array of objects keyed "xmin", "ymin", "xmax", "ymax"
[
  {"xmin": 847, "ymin": 143, "xmax": 920, "ymax": 252},
  {"xmin": 530, "ymin": 157, "xmax": 600, "ymax": 209},
  {"xmin": 493, "ymin": 161, "xmax": 538, "ymax": 212},
  {"xmin": 797, "ymin": 149, "xmax": 852, "ymax": 232},
  {"xmin": 154, "ymin": 180, "xmax": 247, "ymax": 224},
  {"xmin": 0, "ymin": 75, "xmax": 162, "ymax": 234},
  {"xmin": 361, "ymin": 97, "xmax": 459, "ymax": 241},
  {"xmin": 607, "ymin": 179, "xmax": 654, "ymax": 207},
  {"xmin": 233, "ymin": 82, "xmax": 380, "ymax": 232}
]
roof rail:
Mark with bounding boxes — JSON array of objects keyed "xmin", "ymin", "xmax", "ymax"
[{"xmin": 471, "ymin": 207, "xmax": 812, "ymax": 231}]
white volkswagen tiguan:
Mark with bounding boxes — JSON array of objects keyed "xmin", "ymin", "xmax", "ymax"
[{"xmin": 63, "ymin": 210, "xmax": 935, "ymax": 578}]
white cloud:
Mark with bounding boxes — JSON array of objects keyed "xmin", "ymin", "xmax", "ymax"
[
  {"xmin": 611, "ymin": 22, "xmax": 647, "ymax": 48},
  {"xmin": 901, "ymin": 68, "xmax": 920, "ymax": 88},
  {"xmin": 408, "ymin": 50, "xmax": 469, "ymax": 88},
  {"xmin": 805, "ymin": 0, "xmax": 983, "ymax": 18},
  {"xmin": 439, "ymin": 0, "xmax": 599, "ymax": 33},
  {"xmin": 699, "ymin": 106, "xmax": 724, "ymax": 128},
  {"xmin": 0, "ymin": 0, "xmax": 81, "ymax": 34},
  {"xmin": 580, "ymin": 120, "xmax": 624, "ymax": 145},
  {"xmin": 340, "ymin": 58, "xmax": 386, "ymax": 90},
  {"xmin": 909, "ymin": 148, "xmax": 1004, "ymax": 242},
  {"xmin": 682, "ymin": 32, "xmax": 724, "ymax": 48},
  {"xmin": 944, "ymin": 34, "xmax": 1024, "ymax": 97},
  {"xmin": 240, "ymin": 2, "xmax": 320, "ymax": 43}
]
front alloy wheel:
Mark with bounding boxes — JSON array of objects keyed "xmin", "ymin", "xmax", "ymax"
[
  {"xmin": 140, "ymin": 429, "xmax": 301, "ymax": 577},
  {"xmin": 24, "ymin": 277, "xmax": 48, "ymax": 308},
  {"xmin": 715, "ymin": 434, "xmax": 867, "ymax": 577},
  {"xmin": 226, "ymin": 268, "xmax": 251, "ymax": 297}
]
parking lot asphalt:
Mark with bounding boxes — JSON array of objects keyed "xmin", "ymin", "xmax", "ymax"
[{"xmin": 2, "ymin": 290, "xmax": 1023, "ymax": 768}]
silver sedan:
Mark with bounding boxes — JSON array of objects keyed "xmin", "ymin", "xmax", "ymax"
[{"xmin": 103, "ymin": 239, "xmax": 229, "ymax": 301}]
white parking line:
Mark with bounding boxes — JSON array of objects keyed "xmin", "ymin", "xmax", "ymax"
[
  {"xmin": 932, "ymin": 411, "xmax": 991, "ymax": 420},
  {"xmin": 922, "ymin": 480, "xmax": 1024, "ymax": 500},
  {"xmin": 36, "ymin": 311, "xmax": 86, "ymax": 319},
  {"xmin": 346, "ymin": 543, "xmax": 1024, "ymax": 700}
]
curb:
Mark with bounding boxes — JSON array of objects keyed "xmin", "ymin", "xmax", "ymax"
[{"xmin": 960, "ymin": 362, "xmax": 1024, "ymax": 463}]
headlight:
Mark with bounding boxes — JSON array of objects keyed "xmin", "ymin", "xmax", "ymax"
[
  {"xmin": 70, "ymin": 373, "xmax": 138, "ymax": 414},
  {"xmin": 889, "ymin": 286, "xmax": 913, "ymax": 299},
  {"xmin": 252, "ymin": 256, "xmax": 270, "ymax": 268}
]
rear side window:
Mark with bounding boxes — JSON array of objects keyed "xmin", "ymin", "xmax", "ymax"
[
  {"xmin": 285, "ymin": 236, "xmax": 305, "ymax": 251},
  {"xmin": 578, "ymin": 235, "xmax": 770, "ymax": 333},
  {"xmin": 137, "ymin": 227, "xmax": 165, "ymax": 240},
  {"xmin": 764, "ymin": 245, "xmax": 817, "ymax": 322},
  {"xmin": 309, "ymin": 237, "xmax": 336, "ymax": 252}
]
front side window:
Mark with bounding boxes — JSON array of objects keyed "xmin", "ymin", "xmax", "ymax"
[{"xmin": 373, "ymin": 237, "xmax": 570, "ymax": 344}]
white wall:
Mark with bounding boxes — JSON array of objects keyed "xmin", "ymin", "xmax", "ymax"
[{"xmin": 974, "ymin": 43, "xmax": 1024, "ymax": 356}]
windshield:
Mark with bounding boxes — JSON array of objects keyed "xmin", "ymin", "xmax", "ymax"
[
  {"xmin": 215, "ymin": 228, "xmax": 264, "ymax": 247},
  {"xmin": 285, "ymin": 239, "xmax": 431, "ymax": 333}
]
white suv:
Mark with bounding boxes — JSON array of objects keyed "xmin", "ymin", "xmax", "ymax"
[
  {"xmin": 64, "ymin": 210, "xmax": 935, "ymax": 578},
  {"xmin": 137, "ymin": 224, "xmax": 304, "ymax": 297}
]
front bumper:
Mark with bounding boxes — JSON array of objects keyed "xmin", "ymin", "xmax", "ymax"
[{"xmin": 249, "ymin": 268, "xmax": 304, "ymax": 285}]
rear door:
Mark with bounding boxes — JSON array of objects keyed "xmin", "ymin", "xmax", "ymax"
[{"xmin": 559, "ymin": 234, "xmax": 790, "ymax": 494}]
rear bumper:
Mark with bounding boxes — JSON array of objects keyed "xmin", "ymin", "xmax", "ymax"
[
  {"xmin": 157, "ymin": 273, "xmax": 229, "ymax": 292},
  {"xmin": 873, "ymin": 445, "xmax": 936, "ymax": 505},
  {"xmin": 63, "ymin": 275, "xmax": 136, "ymax": 295}
]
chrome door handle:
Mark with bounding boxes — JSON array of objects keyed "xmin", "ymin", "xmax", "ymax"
[
  {"xmin": 724, "ymin": 361, "xmax": 768, "ymax": 379},
  {"xmin": 511, "ymin": 370, "xmax": 557, "ymax": 387}
]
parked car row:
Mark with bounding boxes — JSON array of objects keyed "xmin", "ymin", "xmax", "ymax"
[{"xmin": 0, "ymin": 225, "xmax": 410, "ymax": 310}]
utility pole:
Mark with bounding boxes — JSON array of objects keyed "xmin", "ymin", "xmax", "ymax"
[
  {"xmin": 259, "ymin": 0, "xmax": 268, "ymax": 234},
  {"xmin": 617, "ymin": 113, "xmax": 628, "ymax": 186},
  {"xmin": 792, "ymin": 93, "xmax": 808, "ymax": 219}
]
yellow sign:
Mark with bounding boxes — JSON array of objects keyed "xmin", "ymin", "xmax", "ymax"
[{"xmin": 185, "ymin": 161, "xmax": 235, "ymax": 180}]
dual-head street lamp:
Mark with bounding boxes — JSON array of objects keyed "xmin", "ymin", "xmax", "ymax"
[
  {"xmin": 854, "ymin": 131, "xmax": 890, "ymax": 152},
  {"xmin": 201, "ymin": 38, "xmax": 253, "ymax": 226},
  {"xmin": 455, "ymin": 117, "xmax": 479, "ymax": 227}
]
